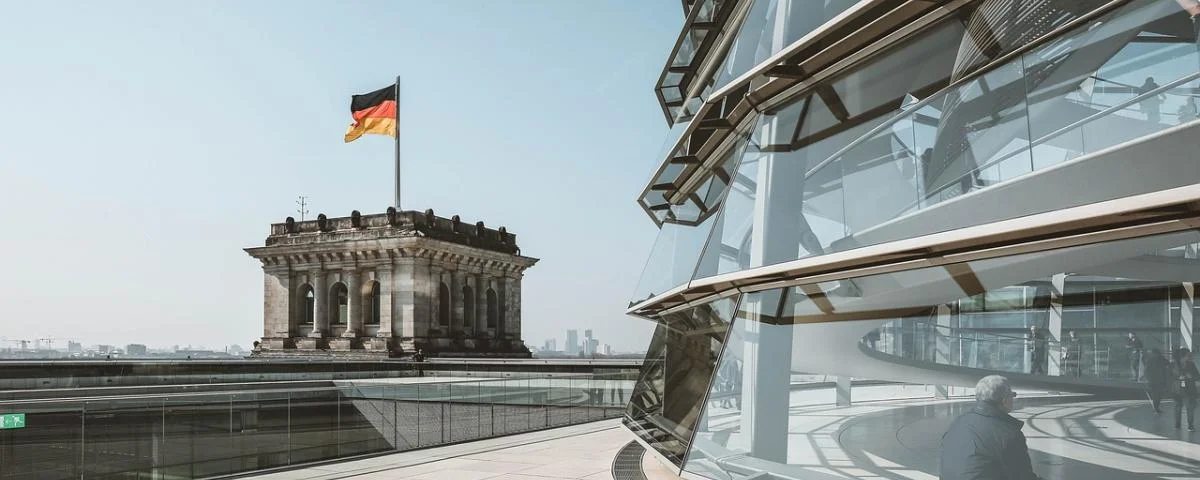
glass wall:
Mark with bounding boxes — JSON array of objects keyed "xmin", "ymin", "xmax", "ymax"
[
  {"xmin": 636, "ymin": 0, "xmax": 1200, "ymax": 299},
  {"xmin": 671, "ymin": 230, "xmax": 1200, "ymax": 479}
]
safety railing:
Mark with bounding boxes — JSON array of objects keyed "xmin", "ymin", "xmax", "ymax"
[
  {"xmin": 862, "ymin": 318, "xmax": 1117, "ymax": 381},
  {"xmin": 792, "ymin": 0, "xmax": 1200, "ymax": 249},
  {"xmin": 0, "ymin": 372, "xmax": 636, "ymax": 480}
]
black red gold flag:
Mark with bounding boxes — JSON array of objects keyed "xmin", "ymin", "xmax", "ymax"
[{"xmin": 344, "ymin": 84, "xmax": 397, "ymax": 143}]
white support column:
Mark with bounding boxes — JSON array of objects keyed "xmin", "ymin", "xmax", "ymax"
[
  {"xmin": 836, "ymin": 376, "xmax": 852, "ymax": 407},
  {"xmin": 935, "ymin": 303, "xmax": 953, "ymax": 398},
  {"xmin": 741, "ymin": 300, "xmax": 791, "ymax": 463},
  {"xmin": 741, "ymin": 111, "xmax": 803, "ymax": 462},
  {"xmin": 343, "ymin": 269, "xmax": 360, "ymax": 338},
  {"xmin": 1184, "ymin": 243, "xmax": 1198, "ymax": 351},
  {"xmin": 1047, "ymin": 273, "xmax": 1066, "ymax": 377},
  {"xmin": 1183, "ymin": 283, "xmax": 1195, "ymax": 352}
]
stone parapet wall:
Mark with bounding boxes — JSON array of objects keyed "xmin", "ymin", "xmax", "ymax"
[{"xmin": 266, "ymin": 208, "xmax": 518, "ymax": 255}]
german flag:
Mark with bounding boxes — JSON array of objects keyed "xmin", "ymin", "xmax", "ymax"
[{"xmin": 344, "ymin": 84, "xmax": 397, "ymax": 143}]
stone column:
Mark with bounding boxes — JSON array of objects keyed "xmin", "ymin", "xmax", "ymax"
[
  {"xmin": 475, "ymin": 273, "xmax": 487, "ymax": 333},
  {"xmin": 343, "ymin": 269, "xmax": 360, "ymax": 338},
  {"xmin": 405, "ymin": 260, "xmax": 432, "ymax": 346},
  {"xmin": 378, "ymin": 264, "xmax": 394, "ymax": 338},
  {"xmin": 431, "ymin": 265, "xmax": 446, "ymax": 331},
  {"xmin": 500, "ymin": 276, "xmax": 516, "ymax": 338},
  {"xmin": 507, "ymin": 275, "xmax": 522, "ymax": 340},
  {"xmin": 497, "ymin": 277, "xmax": 508, "ymax": 337},
  {"xmin": 451, "ymin": 269, "xmax": 466, "ymax": 335},
  {"xmin": 311, "ymin": 270, "xmax": 328, "ymax": 337},
  {"xmin": 262, "ymin": 269, "xmax": 291, "ymax": 347},
  {"xmin": 1047, "ymin": 273, "xmax": 1066, "ymax": 376}
]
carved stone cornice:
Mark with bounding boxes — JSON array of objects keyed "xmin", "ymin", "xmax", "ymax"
[{"xmin": 247, "ymin": 234, "xmax": 537, "ymax": 275}]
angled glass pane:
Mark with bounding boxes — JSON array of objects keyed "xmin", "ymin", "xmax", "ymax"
[
  {"xmin": 625, "ymin": 296, "xmax": 739, "ymax": 468},
  {"xmin": 712, "ymin": 0, "xmax": 859, "ymax": 94},
  {"xmin": 632, "ymin": 130, "xmax": 751, "ymax": 306}
]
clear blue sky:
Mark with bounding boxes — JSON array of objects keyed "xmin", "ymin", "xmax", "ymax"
[{"xmin": 0, "ymin": 1, "xmax": 680, "ymax": 351}]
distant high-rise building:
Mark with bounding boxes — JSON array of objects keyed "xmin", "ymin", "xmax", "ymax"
[
  {"xmin": 126, "ymin": 344, "xmax": 148, "ymax": 356},
  {"xmin": 67, "ymin": 341, "xmax": 82, "ymax": 354},
  {"xmin": 566, "ymin": 330, "xmax": 579, "ymax": 355},
  {"xmin": 602, "ymin": 344, "xmax": 613, "ymax": 356},
  {"xmin": 583, "ymin": 330, "xmax": 596, "ymax": 356},
  {"xmin": 96, "ymin": 345, "xmax": 113, "ymax": 354},
  {"xmin": 542, "ymin": 338, "xmax": 557, "ymax": 352}
]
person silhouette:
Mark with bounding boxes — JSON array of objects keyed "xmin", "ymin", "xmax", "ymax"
[{"xmin": 1138, "ymin": 77, "xmax": 1165, "ymax": 124}]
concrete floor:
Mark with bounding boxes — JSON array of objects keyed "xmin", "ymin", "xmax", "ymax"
[
  {"xmin": 246, "ymin": 419, "xmax": 680, "ymax": 480},
  {"xmin": 684, "ymin": 385, "xmax": 1200, "ymax": 479}
]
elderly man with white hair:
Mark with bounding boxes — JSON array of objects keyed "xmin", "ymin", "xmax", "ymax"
[{"xmin": 940, "ymin": 375, "xmax": 1041, "ymax": 480}]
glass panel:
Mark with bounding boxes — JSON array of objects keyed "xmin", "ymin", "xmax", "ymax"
[
  {"xmin": 230, "ymin": 391, "xmax": 291, "ymax": 473},
  {"xmin": 338, "ymin": 386, "xmax": 391, "ymax": 457},
  {"xmin": 417, "ymin": 383, "xmax": 449, "ymax": 447},
  {"xmin": 633, "ymin": 138, "xmax": 748, "ymax": 304},
  {"xmin": 163, "ymin": 394, "xmax": 235, "ymax": 478},
  {"xmin": 83, "ymin": 398, "xmax": 163, "ymax": 479},
  {"xmin": 0, "ymin": 401, "xmax": 82, "ymax": 480},
  {"xmin": 287, "ymin": 390, "xmax": 340, "ymax": 465},
  {"xmin": 626, "ymin": 297, "xmax": 738, "ymax": 467},
  {"xmin": 679, "ymin": 230, "xmax": 1200, "ymax": 478},
  {"xmin": 394, "ymin": 383, "xmax": 419, "ymax": 450},
  {"xmin": 712, "ymin": 0, "xmax": 859, "ymax": 94}
]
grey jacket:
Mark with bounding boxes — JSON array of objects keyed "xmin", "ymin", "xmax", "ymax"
[{"xmin": 940, "ymin": 402, "xmax": 1040, "ymax": 480}]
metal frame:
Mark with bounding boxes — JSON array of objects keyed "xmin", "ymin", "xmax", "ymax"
[
  {"xmin": 654, "ymin": 0, "xmax": 746, "ymax": 124},
  {"xmin": 636, "ymin": 0, "xmax": 1137, "ymax": 226},
  {"xmin": 637, "ymin": 0, "xmax": 972, "ymax": 225},
  {"xmin": 628, "ymin": 168, "xmax": 1200, "ymax": 316}
]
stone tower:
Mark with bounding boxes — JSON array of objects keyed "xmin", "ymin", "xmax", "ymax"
[{"xmin": 245, "ymin": 208, "xmax": 538, "ymax": 358}]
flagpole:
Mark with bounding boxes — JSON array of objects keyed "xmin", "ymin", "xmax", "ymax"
[{"xmin": 394, "ymin": 76, "xmax": 402, "ymax": 210}]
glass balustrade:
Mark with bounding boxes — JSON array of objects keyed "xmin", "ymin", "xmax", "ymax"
[{"xmin": 0, "ymin": 372, "xmax": 636, "ymax": 480}]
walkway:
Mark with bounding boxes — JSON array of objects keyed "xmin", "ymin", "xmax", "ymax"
[{"xmin": 246, "ymin": 419, "xmax": 680, "ymax": 480}]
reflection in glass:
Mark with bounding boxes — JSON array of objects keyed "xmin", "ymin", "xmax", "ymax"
[
  {"xmin": 673, "ymin": 230, "xmax": 1200, "ymax": 478},
  {"xmin": 678, "ymin": 0, "xmax": 1200, "ymax": 285},
  {"xmin": 631, "ymin": 134, "xmax": 750, "ymax": 306},
  {"xmin": 712, "ymin": 0, "xmax": 858, "ymax": 94},
  {"xmin": 625, "ymin": 297, "xmax": 738, "ymax": 468}
]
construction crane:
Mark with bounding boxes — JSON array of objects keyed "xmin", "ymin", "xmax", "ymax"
[{"xmin": 0, "ymin": 339, "xmax": 30, "ymax": 351}]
